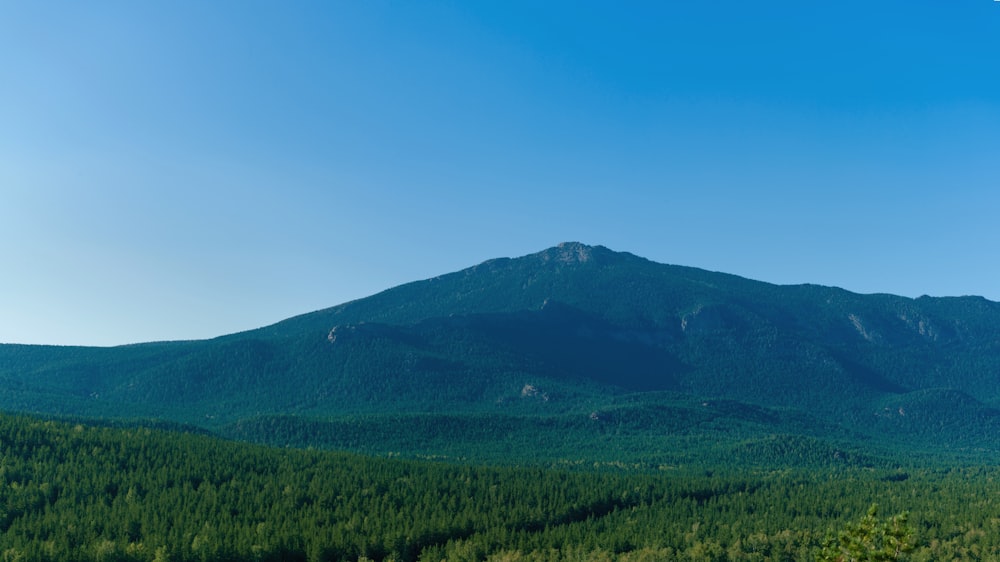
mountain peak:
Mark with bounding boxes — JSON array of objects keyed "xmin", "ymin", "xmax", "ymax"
[{"xmin": 535, "ymin": 242, "xmax": 607, "ymax": 265}]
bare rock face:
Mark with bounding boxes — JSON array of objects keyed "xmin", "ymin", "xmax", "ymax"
[
  {"xmin": 520, "ymin": 384, "xmax": 549, "ymax": 401},
  {"xmin": 848, "ymin": 313, "xmax": 880, "ymax": 343},
  {"xmin": 897, "ymin": 311, "xmax": 941, "ymax": 341},
  {"xmin": 680, "ymin": 304, "xmax": 727, "ymax": 334},
  {"xmin": 555, "ymin": 242, "xmax": 594, "ymax": 263},
  {"xmin": 327, "ymin": 322, "xmax": 385, "ymax": 344},
  {"xmin": 537, "ymin": 242, "xmax": 596, "ymax": 265},
  {"xmin": 327, "ymin": 324, "xmax": 353, "ymax": 344}
]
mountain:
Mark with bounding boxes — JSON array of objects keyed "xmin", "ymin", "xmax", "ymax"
[{"xmin": 3, "ymin": 242, "xmax": 1000, "ymax": 465}]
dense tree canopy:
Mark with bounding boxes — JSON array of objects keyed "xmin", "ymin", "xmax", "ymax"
[{"xmin": 1, "ymin": 413, "xmax": 999, "ymax": 561}]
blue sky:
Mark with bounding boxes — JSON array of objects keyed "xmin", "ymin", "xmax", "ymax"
[{"xmin": 2, "ymin": 1, "xmax": 998, "ymax": 346}]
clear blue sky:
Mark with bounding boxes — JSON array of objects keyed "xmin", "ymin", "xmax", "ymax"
[{"xmin": 2, "ymin": 1, "xmax": 998, "ymax": 346}]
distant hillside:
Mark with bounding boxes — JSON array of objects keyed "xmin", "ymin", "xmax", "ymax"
[{"xmin": 3, "ymin": 242, "xmax": 1000, "ymax": 463}]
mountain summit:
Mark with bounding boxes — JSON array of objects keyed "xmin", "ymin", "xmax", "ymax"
[
  {"xmin": 533, "ymin": 241, "xmax": 617, "ymax": 264},
  {"xmin": 2, "ymin": 243, "xmax": 1000, "ymax": 461}
]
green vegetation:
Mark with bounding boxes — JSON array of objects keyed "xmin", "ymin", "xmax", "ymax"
[
  {"xmin": 818, "ymin": 505, "xmax": 912, "ymax": 562},
  {"xmin": 1, "ymin": 413, "xmax": 1000, "ymax": 561},
  {"xmin": 216, "ymin": 408, "xmax": 885, "ymax": 470},
  {"xmin": 5, "ymin": 244, "xmax": 1000, "ymax": 559},
  {"xmin": 3, "ymin": 244, "xmax": 1000, "ymax": 465}
]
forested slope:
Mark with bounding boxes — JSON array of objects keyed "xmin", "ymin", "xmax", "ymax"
[
  {"xmin": 3, "ymin": 243, "xmax": 1000, "ymax": 461},
  {"xmin": 1, "ymin": 413, "xmax": 999, "ymax": 561}
]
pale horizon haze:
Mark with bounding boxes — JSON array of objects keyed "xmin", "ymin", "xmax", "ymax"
[{"xmin": 2, "ymin": 1, "xmax": 998, "ymax": 346}]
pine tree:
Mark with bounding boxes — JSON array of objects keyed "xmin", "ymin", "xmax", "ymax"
[{"xmin": 818, "ymin": 504, "xmax": 913, "ymax": 562}]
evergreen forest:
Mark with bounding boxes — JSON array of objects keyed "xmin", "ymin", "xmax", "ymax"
[
  {"xmin": 4, "ymin": 244, "xmax": 1000, "ymax": 561},
  {"xmin": 2, "ymin": 413, "xmax": 999, "ymax": 562}
]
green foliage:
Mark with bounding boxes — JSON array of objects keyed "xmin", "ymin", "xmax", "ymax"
[
  {"xmin": 0, "ymin": 413, "xmax": 640, "ymax": 561},
  {"xmin": 217, "ymin": 408, "xmax": 890, "ymax": 471},
  {"xmin": 4, "ymin": 243, "xmax": 1000, "ymax": 464},
  {"xmin": 819, "ymin": 505, "xmax": 913, "ymax": 562},
  {"xmin": 2, "ymin": 413, "xmax": 1000, "ymax": 561}
]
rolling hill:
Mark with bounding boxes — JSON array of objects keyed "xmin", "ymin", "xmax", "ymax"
[{"xmin": 3, "ymin": 242, "xmax": 1000, "ymax": 465}]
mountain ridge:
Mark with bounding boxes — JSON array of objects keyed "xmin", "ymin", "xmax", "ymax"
[{"xmin": 3, "ymin": 242, "xmax": 1000, "ymax": 464}]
